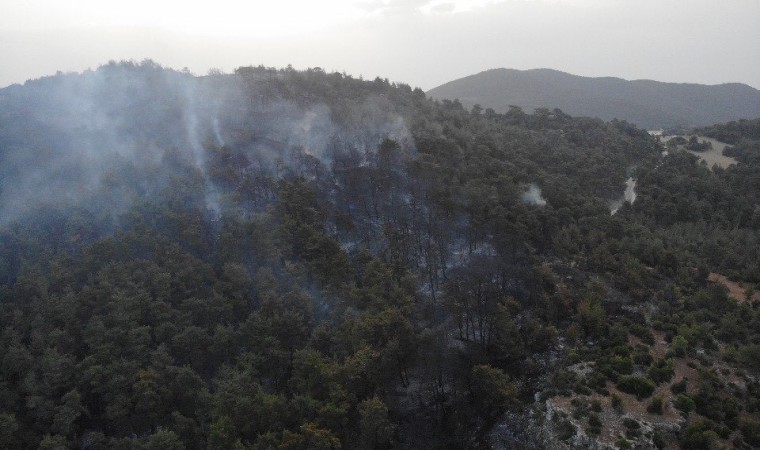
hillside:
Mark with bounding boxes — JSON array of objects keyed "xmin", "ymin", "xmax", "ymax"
[
  {"xmin": 1, "ymin": 62, "xmax": 760, "ymax": 449},
  {"xmin": 427, "ymin": 68, "xmax": 760, "ymax": 129}
]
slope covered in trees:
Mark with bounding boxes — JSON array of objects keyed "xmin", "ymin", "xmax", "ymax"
[
  {"xmin": 427, "ymin": 68, "xmax": 760, "ymax": 130},
  {"xmin": 0, "ymin": 61, "xmax": 759, "ymax": 449}
]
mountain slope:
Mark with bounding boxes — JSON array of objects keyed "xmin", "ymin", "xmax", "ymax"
[
  {"xmin": 2, "ymin": 63, "xmax": 760, "ymax": 449},
  {"xmin": 427, "ymin": 68, "xmax": 760, "ymax": 129}
]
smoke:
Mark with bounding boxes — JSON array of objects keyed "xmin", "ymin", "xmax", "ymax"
[
  {"xmin": 182, "ymin": 79, "xmax": 222, "ymax": 216},
  {"xmin": 521, "ymin": 184, "xmax": 547, "ymax": 207},
  {"xmin": 212, "ymin": 117, "xmax": 225, "ymax": 147},
  {"xmin": 610, "ymin": 177, "xmax": 637, "ymax": 215},
  {"xmin": 0, "ymin": 61, "xmax": 415, "ymax": 227}
]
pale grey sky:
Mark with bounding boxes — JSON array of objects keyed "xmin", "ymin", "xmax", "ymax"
[{"xmin": 1, "ymin": 0, "xmax": 759, "ymax": 90}]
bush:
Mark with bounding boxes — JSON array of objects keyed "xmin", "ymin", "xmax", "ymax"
[
  {"xmin": 612, "ymin": 356, "xmax": 634, "ymax": 375},
  {"xmin": 739, "ymin": 416, "xmax": 760, "ymax": 447},
  {"xmin": 674, "ymin": 394, "xmax": 695, "ymax": 415},
  {"xmin": 629, "ymin": 323, "xmax": 656, "ymax": 345},
  {"xmin": 670, "ymin": 378, "xmax": 687, "ymax": 394},
  {"xmin": 587, "ymin": 371, "xmax": 608, "ymax": 391},
  {"xmin": 669, "ymin": 336, "xmax": 688, "ymax": 357},
  {"xmin": 622, "ymin": 418, "xmax": 640, "ymax": 430},
  {"xmin": 680, "ymin": 419, "xmax": 719, "ymax": 450},
  {"xmin": 617, "ymin": 376, "xmax": 656, "ymax": 399},
  {"xmin": 648, "ymin": 359, "xmax": 675, "ymax": 384},
  {"xmin": 647, "ymin": 396, "xmax": 664, "ymax": 414},
  {"xmin": 571, "ymin": 398, "xmax": 588, "ymax": 419},
  {"xmin": 611, "ymin": 394, "xmax": 624, "ymax": 413},
  {"xmin": 632, "ymin": 348, "xmax": 653, "ymax": 366},
  {"xmin": 551, "ymin": 369, "xmax": 578, "ymax": 395},
  {"xmin": 556, "ymin": 419, "xmax": 576, "ymax": 442},
  {"xmin": 574, "ymin": 381, "xmax": 592, "ymax": 396},
  {"xmin": 652, "ymin": 430, "xmax": 668, "ymax": 449}
]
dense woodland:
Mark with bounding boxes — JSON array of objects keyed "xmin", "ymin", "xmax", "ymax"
[{"xmin": 0, "ymin": 61, "xmax": 759, "ymax": 449}]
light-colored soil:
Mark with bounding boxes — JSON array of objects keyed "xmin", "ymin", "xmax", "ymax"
[
  {"xmin": 708, "ymin": 272, "xmax": 760, "ymax": 303},
  {"xmin": 548, "ymin": 329, "xmax": 752, "ymax": 449},
  {"xmin": 662, "ymin": 135, "xmax": 738, "ymax": 169}
]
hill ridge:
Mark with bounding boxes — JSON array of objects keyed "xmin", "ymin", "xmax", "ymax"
[{"xmin": 427, "ymin": 68, "xmax": 760, "ymax": 129}]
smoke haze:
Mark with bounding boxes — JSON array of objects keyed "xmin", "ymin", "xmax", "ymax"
[{"xmin": 0, "ymin": 61, "xmax": 413, "ymax": 226}]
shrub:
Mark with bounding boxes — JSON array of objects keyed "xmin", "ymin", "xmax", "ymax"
[
  {"xmin": 680, "ymin": 419, "xmax": 719, "ymax": 449},
  {"xmin": 669, "ymin": 336, "xmax": 688, "ymax": 357},
  {"xmin": 647, "ymin": 396, "xmax": 664, "ymax": 414},
  {"xmin": 674, "ymin": 394, "xmax": 695, "ymax": 415},
  {"xmin": 556, "ymin": 419, "xmax": 576, "ymax": 442},
  {"xmin": 622, "ymin": 418, "xmax": 640, "ymax": 430},
  {"xmin": 652, "ymin": 430, "xmax": 668, "ymax": 449},
  {"xmin": 612, "ymin": 356, "xmax": 634, "ymax": 375},
  {"xmin": 587, "ymin": 371, "xmax": 608, "ymax": 391},
  {"xmin": 629, "ymin": 323, "xmax": 656, "ymax": 345},
  {"xmin": 648, "ymin": 359, "xmax": 675, "ymax": 384},
  {"xmin": 632, "ymin": 348, "xmax": 653, "ymax": 366},
  {"xmin": 611, "ymin": 394, "xmax": 624, "ymax": 413},
  {"xmin": 670, "ymin": 378, "xmax": 687, "ymax": 394},
  {"xmin": 739, "ymin": 416, "xmax": 760, "ymax": 446},
  {"xmin": 617, "ymin": 376, "xmax": 656, "ymax": 399},
  {"xmin": 574, "ymin": 381, "xmax": 592, "ymax": 396},
  {"xmin": 551, "ymin": 369, "xmax": 577, "ymax": 395},
  {"xmin": 571, "ymin": 398, "xmax": 588, "ymax": 419}
]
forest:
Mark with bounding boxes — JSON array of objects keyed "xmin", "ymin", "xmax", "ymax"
[{"xmin": 0, "ymin": 61, "xmax": 759, "ymax": 449}]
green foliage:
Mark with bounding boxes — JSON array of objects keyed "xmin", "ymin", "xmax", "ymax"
[
  {"xmin": 147, "ymin": 430, "xmax": 186, "ymax": 450},
  {"xmin": 652, "ymin": 430, "xmax": 668, "ymax": 449},
  {"xmin": 674, "ymin": 394, "xmax": 696, "ymax": 415},
  {"xmin": 648, "ymin": 359, "xmax": 675, "ymax": 384},
  {"xmin": 679, "ymin": 419, "xmax": 721, "ymax": 450},
  {"xmin": 616, "ymin": 376, "xmax": 656, "ymax": 399},
  {"xmin": 470, "ymin": 365, "xmax": 517, "ymax": 421},
  {"xmin": 739, "ymin": 416, "xmax": 760, "ymax": 447},
  {"xmin": 0, "ymin": 413, "xmax": 18, "ymax": 448},
  {"xmin": 738, "ymin": 344, "xmax": 760, "ymax": 371},
  {"xmin": 647, "ymin": 396, "xmax": 664, "ymax": 414},
  {"xmin": 1, "ymin": 65, "xmax": 759, "ymax": 450},
  {"xmin": 669, "ymin": 335, "xmax": 688, "ymax": 357},
  {"xmin": 37, "ymin": 434, "xmax": 68, "ymax": 450},
  {"xmin": 695, "ymin": 118, "xmax": 760, "ymax": 145},
  {"xmin": 555, "ymin": 419, "xmax": 576, "ymax": 442},
  {"xmin": 577, "ymin": 284, "xmax": 607, "ymax": 337},
  {"xmin": 611, "ymin": 394, "xmax": 624, "ymax": 414},
  {"xmin": 587, "ymin": 412, "xmax": 602, "ymax": 435},
  {"xmin": 671, "ymin": 378, "xmax": 688, "ymax": 395},
  {"xmin": 632, "ymin": 349, "xmax": 653, "ymax": 366},
  {"xmin": 358, "ymin": 397, "xmax": 395, "ymax": 450}
]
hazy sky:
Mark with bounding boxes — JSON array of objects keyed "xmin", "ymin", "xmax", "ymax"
[{"xmin": 1, "ymin": 0, "xmax": 759, "ymax": 90}]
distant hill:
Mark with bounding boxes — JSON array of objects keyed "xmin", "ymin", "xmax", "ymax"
[{"xmin": 427, "ymin": 68, "xmax": 760, "ymax": 129}]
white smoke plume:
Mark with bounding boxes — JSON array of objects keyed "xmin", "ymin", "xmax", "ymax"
[
  {"xmin": 0, "ymin": 61, "xmax": 415, "ymax": 226},
  {"xmin": 521, "ymin": 184, "xmax": 547, "ymax": 207},
  {"xmin": 610, "ymin": 177, "xmax": 637, "ymax": 215}
]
